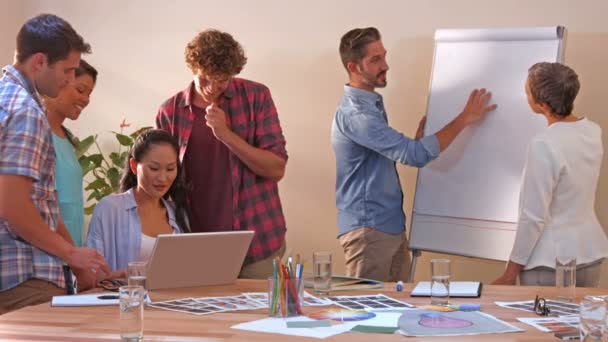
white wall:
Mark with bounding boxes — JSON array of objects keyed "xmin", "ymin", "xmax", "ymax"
[{"xmin": 4, "ymin": 0, "xmax": 608, "ymax": 283}]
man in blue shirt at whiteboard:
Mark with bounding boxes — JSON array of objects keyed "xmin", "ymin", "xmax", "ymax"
[{"xmin": 332, "ymin": 27, "xmax": 497, "ymax": 282}]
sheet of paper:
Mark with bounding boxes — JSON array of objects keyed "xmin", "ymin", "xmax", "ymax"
[
  {"xmin": 193, "ymin": 295, "xmax": 266, "ymax": 310},
  {"xmin": 148, "ymin": 298, "xmax": 227, "ymax": 315},
  {"xmin": 398, "ymin": 309, "xmax": 523, "ymax": 337},
  {"xmin": 517, "ymin": 316, "xmax": 580, "ymax": 332},
  {"xmin": 232, "ymin": 312, "xmax": 402, "ymax": 339},
  {"xmin": 325, "ymin": 294, "xmax": 414, "ymax": 310},
  {"xmin": 232, "ymin": 316, "xmax": 353, "ymax": 339},
  {"xmin": 495, "ymin": 299, "xmax": 580, "ymax": 317},
  {"xmin": 52, "ymin": 293, "xmax": 121, "ymax": 306},
  {"xmin": 243, "ymin": 291, "xmax": 333, "ymax": 307}
]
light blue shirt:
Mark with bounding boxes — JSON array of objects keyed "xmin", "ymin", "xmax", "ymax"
[
  {"xmin": 86, "ymin": 188, "xmax": 182, "ymax": 271},
  {"xmin": 331, "ymin": 85, "xmax": 440, "ymax": 236},
  {"xmin": 52, "ymin": 132, "xmax": 85, "ymax": 246}
]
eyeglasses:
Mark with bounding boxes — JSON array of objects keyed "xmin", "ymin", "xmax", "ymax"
[
  {"xmin": 99, "ymin": 278, "xmax": 128, "ymax": 292},
  {"xmin": 534, "ymin": 295, "xmax": 551, "ymax": 316}
]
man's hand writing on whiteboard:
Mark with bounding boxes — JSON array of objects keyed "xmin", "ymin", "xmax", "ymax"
[{"xmin": 460, "ymin": 88, "xmax": 497, "ymax": 125}]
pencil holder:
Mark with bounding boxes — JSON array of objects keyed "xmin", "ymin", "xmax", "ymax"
[{"xmin": 268, "ymin": 277, "xmax": 304, "ymax": 317}]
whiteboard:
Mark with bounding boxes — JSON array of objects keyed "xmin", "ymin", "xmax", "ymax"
[{"xmin": 409, "ymin": 27, "xmax": 565, "ymax": 261}]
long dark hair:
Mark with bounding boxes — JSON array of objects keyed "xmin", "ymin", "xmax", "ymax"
[
  {"xmin": 119, "ymin": 129, "xmax": 190, "ymax": 232},
  {"xmin": 63, "ymin": 59, "xmax": 98, "ymax": 146}
]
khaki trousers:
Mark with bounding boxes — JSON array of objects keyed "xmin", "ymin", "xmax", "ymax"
[
  {"xmin": 519, "ymin": 260, "xmax": 603, "ymax": 287},
  {"xmin": 339, "ymin": 227, "xmax": 410, "ymax": 282},
  {"xmin": 0, "ymin": 279, "xmax": 64, "ymax": 315},
  {"xmin": 239, "ymin": 243, "xmax": 286, "ymax": 279}
]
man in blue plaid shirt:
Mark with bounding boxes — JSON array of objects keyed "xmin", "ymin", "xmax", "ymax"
[{"xmin": 0, "ymin": 14, "xmax": 109, "ymax": 314}]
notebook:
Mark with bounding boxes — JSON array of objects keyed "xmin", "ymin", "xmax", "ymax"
[
  {"xmin": 51, "ymin": 293, "xmax": 120, "ymax": 306},
  {"xmin": 410, "ymin": 281, "xmax": 482, "ymax": 298}
]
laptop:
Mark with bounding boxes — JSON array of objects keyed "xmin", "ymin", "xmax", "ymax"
[{"xmin": 146, "ymin": 231, "xmax": 254, "ymax": 290}]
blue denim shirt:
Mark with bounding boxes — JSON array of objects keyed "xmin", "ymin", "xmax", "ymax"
[
  {"xmin": 332, "ymin": 85, "xmax": 440, "ymax": 236},
  {"xmin": 86, "ymin": 188, "xmax": 182, "ymax": 271}
]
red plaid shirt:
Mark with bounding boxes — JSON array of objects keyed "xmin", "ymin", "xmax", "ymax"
[{"xmin": 156, "ymin": 78, "xmax": 287, "ymax": 263}]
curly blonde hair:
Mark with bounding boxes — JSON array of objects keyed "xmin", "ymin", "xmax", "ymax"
[{"xmin": 185, "ymin": 29, "xmax": 247, "ymax": 78}]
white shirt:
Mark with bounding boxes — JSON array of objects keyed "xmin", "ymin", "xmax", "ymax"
[
  {"xmin": 510, "ymin": 118, "xmax": 608, "ymax": 270},
  {"xmin": 138, "ymin": 234, "xmax": 156, "ymax": 262}
]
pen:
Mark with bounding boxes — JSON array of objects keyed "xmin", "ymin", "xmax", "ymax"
[{"xmin": 97, "ymin": 295, "xmax": 119, "ymax": 300}]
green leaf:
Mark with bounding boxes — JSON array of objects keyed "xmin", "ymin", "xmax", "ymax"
[
  {"xmin": 109, "ymin": 152, "xmax": 122, "ymax": 167},
  {"xmin": 84, "ymin": 204, "xmax": 96, "ymax": 216},
  {"xmin": 85, "ymin": 178, "xmax": 109, "ymax": 191},
  {"xmin": 99, "ymin": 186, "xmax": 115, "ymax": 197},
  {"xmin": 115, "ymin": 133, "xmax": 133, "ymax": 147},
  {"xmin": 88, "ymin": 154, "xmax": 104, "ymax": 168},
  {"xmin": 130, "ymin": 126, "xmax": 153, "ymax": 139},
  {"xmin": 81, "ymin": 160, "xmax": 96, "ymax": 177},
  {"xmin": 107, "ymin": 167, "xmax": 120, "ymax": 190},
  {"xmin": 75, "ymin": 135, "xmax": 96, "ymax": 157},
  {"xmin": 87, "ymin": 189, "xmax": 101, "ymax": 202},
  {"xmin": 119, "ymin": 151, "xmax": 129, "ymax": 167}
]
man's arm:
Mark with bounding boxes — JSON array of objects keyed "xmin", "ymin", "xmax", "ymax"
[
  {"xmin": 0, "ymin": 174, "xmax": 109, "ymax": 274},
  {"xmin": 205, "ymin": 102, "xmax": 286, "ymax": 181},
  {"xmin": 56, "ymin": 217, "xmax": 75, "ymax": 246},
  {"xmin": 55, "ymin": 217, "xmax": 98, "ymax": 290},
  {"xmin": 433, "ymin": 88, "xmax": 497, "ymax": 151}
]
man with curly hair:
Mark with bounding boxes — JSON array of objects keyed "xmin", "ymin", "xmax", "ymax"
[{"xmin": 156, "ymin": 29, "xmax": 287, "ymax": 279}]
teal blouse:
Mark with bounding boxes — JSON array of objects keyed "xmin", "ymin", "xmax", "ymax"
[{"xmin": 52, "ymin": 132, "xmax": 85, "ymax": 246}]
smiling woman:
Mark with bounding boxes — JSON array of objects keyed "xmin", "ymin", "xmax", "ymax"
[
  {"xmin": 43, "ymin": 59, "xmax": 97, "ymax": 247},
  {"xmin": 85, "ymin": 129, "xmax": 191, "ymax": 278}
]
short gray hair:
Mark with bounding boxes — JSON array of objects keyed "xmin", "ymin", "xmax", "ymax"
[{"xmin": 527, "ymin": 62, "xmax": 580, "ymax": 117}]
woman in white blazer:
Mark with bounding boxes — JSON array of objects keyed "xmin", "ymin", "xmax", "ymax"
[{"xmin": 493, "ymin": 62, "xmax": 608, "ymax": 286}]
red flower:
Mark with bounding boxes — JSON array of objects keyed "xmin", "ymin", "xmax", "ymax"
[{"xmin": 120, "ymin": 119, "xmax": 131, "ymax": 129}]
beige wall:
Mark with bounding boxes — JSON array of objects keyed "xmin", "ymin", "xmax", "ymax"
[
  {"xmin": 0, "ymin": 1, "xmax": 24, "ymax": 63},
  {"xmin": 5, "ymin": 0, "xmax": 608, "ymax": 284}
]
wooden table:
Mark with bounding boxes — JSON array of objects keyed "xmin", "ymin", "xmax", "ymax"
[{"xmin": 0, "ymin": 280, "xmax": 604, "ymax": 341}]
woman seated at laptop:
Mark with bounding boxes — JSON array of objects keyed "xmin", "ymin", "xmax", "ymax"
[
  {"xmin": 86, "ymin": 129, "xmax": 190, "ymax": 276},
  {"xmin": 492, "ymin": 62, "xmax": 608, "ymax": 286}
]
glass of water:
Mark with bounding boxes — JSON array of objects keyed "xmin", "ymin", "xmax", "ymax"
[
  {"xmin": 579, "ymin": 296, "xmax": 606, "ymax": 341},
  {"xmin": 313, "ymin": 252, "xmax": 332, "ymax": 295},
  {"xmin": 430, "ymin": 259, "xmax": 450, "ymax": 306},
  {"xmin": 556, "ymin": 256, "xmax": 576, "ymax": 302},
  {"xmin": 119, "ymin": 285, "xmax": 144, "ymax": 341},
  {"xmin": 127, "ymin": 261, "xmax": 147, "ymax": 289}
]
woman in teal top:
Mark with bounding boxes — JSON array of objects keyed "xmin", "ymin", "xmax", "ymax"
[{"xmin": 43, "ymin": 60, "xmax": 97, "ymax": 246}]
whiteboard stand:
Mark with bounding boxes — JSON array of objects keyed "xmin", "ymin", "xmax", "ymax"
[
  {"xmin": 407, "ymin": 26, "xmax": 566, "ymax": 272},
  {"xmin": 408, "ymin": 249, "xmax": 422, "ymax": 282}
]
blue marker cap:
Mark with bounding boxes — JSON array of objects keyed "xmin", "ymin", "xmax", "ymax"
[{"xmin": 396, "ymin": 280, "xmax": 404, "ymax": 292}]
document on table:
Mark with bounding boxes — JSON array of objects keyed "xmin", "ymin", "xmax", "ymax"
[{"xmin": 52, "ymin": 293, "xmax": 121, "ymax": 306}]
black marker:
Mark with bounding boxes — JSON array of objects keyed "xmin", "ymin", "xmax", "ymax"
[{"xmin": 97, "ymin": 295, "xmax": 119, "ymax": 300}]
